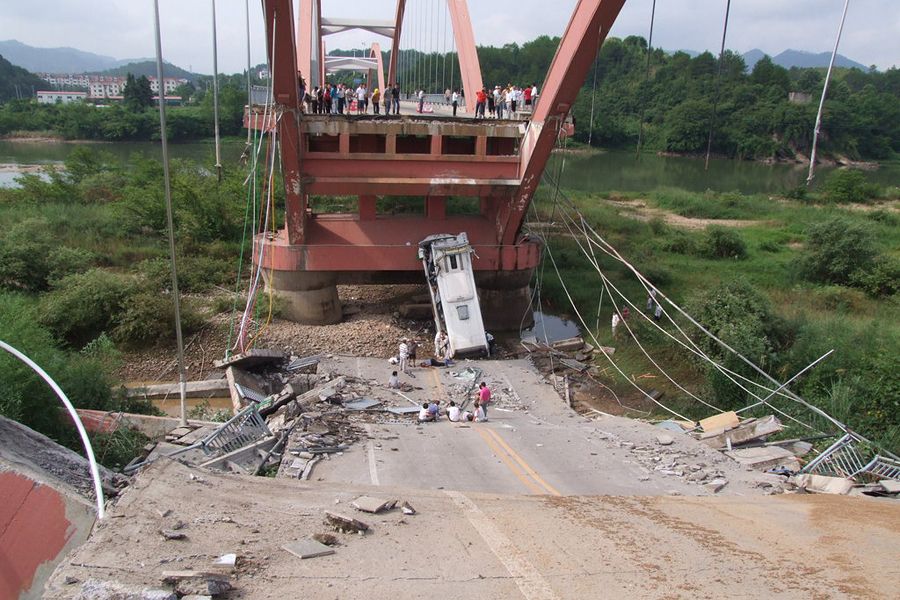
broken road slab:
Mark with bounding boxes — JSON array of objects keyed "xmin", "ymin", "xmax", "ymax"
[
  {"xmin": 351, "ymin": 496, "xmax": 397, "ymax": 514},
  {"xmin": 283, "ymin": 538, "xmax": 337, "ymax": 560},
  {"xmin": 325, "ymin": 511, "xmax": 370, "ymax": 533},
  {"xmin": 790, "ymin": 474, "xmax": 854, "ymax": 495},
  {"xmin": 699, "ymin": 410, "xmax": 741, "ymax": 433},
  {"xmin": 214, "ymin": 348, "xmax": 286, "ymax": 370}
]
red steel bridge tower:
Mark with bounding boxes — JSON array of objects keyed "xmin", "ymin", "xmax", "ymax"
[{"xmin": 249, "ymin": 0, "xmax": 626, "ymax": 326}]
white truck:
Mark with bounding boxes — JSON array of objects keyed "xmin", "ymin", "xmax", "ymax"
[{"xmin": 418, "ymin": 233, "xmax": 489, "ymax": 357}]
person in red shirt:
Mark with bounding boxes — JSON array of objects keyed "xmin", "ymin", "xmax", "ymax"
[
  {"xmin": 475, "ymin": 88, "xmax": 487, "ymax": 119},
  {"xmin": 477, "ymin": 382, "xmax": 492, "ymax": 418},
  {"xmin": 523, "ymin": 85, "xmax": 532, "ymax": 107}
]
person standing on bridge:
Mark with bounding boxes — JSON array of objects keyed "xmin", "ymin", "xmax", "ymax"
[
  {"xmin": 451, "ymin": 89, "xmax": 459, "ymax": 117},
  {"xmin": 487, "ymin": 87, "xmax": 496, "ymax": 118},
  {"xmin": 475, "ymin": 88, "xmax": 487, "ymax": 119},
  {"xmin": 493, "ymin": 86, "xmax": 503, "ymax": 119},
  {"xmin": 417, "ymin": 88, "xmax": 425, "ymax": 113},
  {"xmin": 372, "ymin": 88, "xmax": 381, "ymax": 115},
  {"xmin": 336, "ymin": 84, "xmax": 345, "ymax": 114},
  {"xmin": 391, "ymin": 82, "xmax": 400, "ymax": 115}
]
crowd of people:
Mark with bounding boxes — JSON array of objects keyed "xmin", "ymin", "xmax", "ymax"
[
  {"xmin": 387, "ymin": 333, "xmax": 494, "ymax": 424},
  {"xmin": 299, "ymin": 73, "xmax": 538, "ymax": 120},
  {"xmin": 301, "ymin": 80, "xmax": 403, "ymax": 115}
]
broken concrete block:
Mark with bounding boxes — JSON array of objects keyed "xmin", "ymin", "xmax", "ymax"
[
  {"xmin": 551, "ymin": 337, "xmax": 585, "ymax": 352},
  {"xmin": 880, "ymin": 479, "xmax": 900, "ymax": 494},
  {"xmin": 789, "ymin": 474, "xmax": 853, "ymax": 495},
  {"xmin": 351, "ymin": 495, "xmax": 396, "ymax": 514},
  {"xmin": 213, "ymin": 553, "xmax": 236, "ymax": 569},
  {"xmin": 77, "ymin": 580, "xmax": 177, "ymax": 600},
  {"xmin": 725, "ymin": 446, "xmax": 801, "ymax": 472},
  {"xmin": 160, "ymin": 529, "xmax": 186, "ymax": 541},
  {"xmin": 705, "ymin": 479, "xmax": 728, "ymax": 494},
  {"xmin": 699, "ymin": 411, "xmax": 740, "ymax": 433},
  {"xmin": 700, "ymin": 415, "xmax": 783, "ymax": 449},
  {"xmin": 401, "ymin": 501, "xmax": 417, "ymax": 515},
  {"xmin": 656, "ymin": 434, "xmax": 674, "ymax": 446},
  {"xmin": 283, "ymin": 538, "xmax": 337, "ymax": 559},
  {"xmin": 325, "ymin": 511, "xmax": 370, "ymax": 533}
]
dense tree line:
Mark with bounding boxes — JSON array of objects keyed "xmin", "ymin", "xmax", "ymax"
[
  {"xmin": 0, "ymin": 54, "xmax": 45, "ymax": 104},
  {"xmin": 395, "ymin": 35, "xmax": 899, "ymax": 160}
]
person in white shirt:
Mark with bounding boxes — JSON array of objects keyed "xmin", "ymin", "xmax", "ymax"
[
  {"xmin": 418, "ymin": 403, "xmax": 435, "ymax": 423},
  {"xmin": 611, "ymin": 313, "xmax": 621, "ymax": 338},
  {"xmin": 417, "ymin": 89, "xmax": 425, "ymax": 113},
  {"xmin": 398, "ymin": 338, "xmax": 410, "ymax": 373},
  {"xmin": 388, "ymin": 370, "xmax": 400, "ymax": 389},
  {"xmin": 356, "ymin": 85, "xmax": 367, "ymax": 114},
  {"xmin": 473, "ymin": 400, "xmax": 487, "ymax": 422},
  {"xmin": 451, "ymin": 90, "xmax": 459, "ymax": 117},
  {"xmin": 493, "ymin": 86, "xmax": 502, "ymax": 119},
  {"xmin": 447, "ymin": 401, "xmax": 461, "ymax": 422}
]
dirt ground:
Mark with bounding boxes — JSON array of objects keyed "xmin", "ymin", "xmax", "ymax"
[{"xmin": 44, "ymin": 459, "xmax": 900, "ymax": 600}]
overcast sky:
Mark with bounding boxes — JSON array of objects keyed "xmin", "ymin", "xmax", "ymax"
[{"xmin": 1, "ymin": 0, "xmax": 897, "ymax": 73}]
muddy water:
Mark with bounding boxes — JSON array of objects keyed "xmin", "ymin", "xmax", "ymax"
[{"xmin": 521, "ymin": 311, "xmax": 581, "ymax": 344}]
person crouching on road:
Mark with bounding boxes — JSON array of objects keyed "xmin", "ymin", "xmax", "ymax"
[
  {"xmin": 419, "ymin": 402, "xmax": 436, "ymax": 423},
  {"xmin": 447, "ymin": 401, "xmax": 461, "ymax": 422},
  {"xmin": 473, "ymin": 400, "xmax": 487, "ymax": 422},
  {"xmin": 388, "ymin": 370, "xmax": 400, "ymax": 389},
  {"xmin": 428, "ymin": 400, "xmax": 441, "ymax": 420}
]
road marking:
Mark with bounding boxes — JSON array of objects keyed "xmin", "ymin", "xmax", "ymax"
[
  {"xmin": 475, "ymin": 427, "xmax": 545, "ymax": 495},
  {"xmin": 363, "ymin": 424, "xmax": 380, "ymax": 486},
  {"xmin": 446, "ymin": 490, "xmax": 560, "ymax": 600},
  {"xmin": 484, "ymin": 428, "xmax": 562, "ymax": 497}
]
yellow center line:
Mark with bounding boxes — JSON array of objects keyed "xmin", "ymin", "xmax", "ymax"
[
  {"xmin": 475, "ymin": 427, "xmax": 546, "ymax": 495},
  {"xmin": 484, "ymin": 428, "xmax": 562, "ymax": 497}
]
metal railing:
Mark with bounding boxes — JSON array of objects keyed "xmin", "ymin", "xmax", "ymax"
[{"xmin": 801, "ymin": 432, "xmax": 900, "ymax": 481}]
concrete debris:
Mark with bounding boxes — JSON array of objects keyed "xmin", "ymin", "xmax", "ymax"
[
  {"xmin": 880, "ymin": 479, "xmax": 900, "ymax": 494},
  {"xmin": 161, "ymin": 571, "xmax": 232, "ymax": 597},
  {"xmin": 325, "ymin": 511, "xmax": 370, "ymax": 533},
  {"xmin": 343, "ymin": 397, "xmax": 382, "ymax": 411},
  {"xmin": 789, "ymin": 474, "xmax": 854, "ymax": 495},
  {"xmin": 726, "ymin": 446, "xmax": 801, "ymax": 472},
  {"xmin": 312, "ymin": 532, "xmax": 339, "ymax": 546},
  {"xmin": 75, "ymin": 579, "xmax": 177, "ymax": 600},
  {"xmin": 126, "ymin": 378, "xmax": 230, "ymax": 400},
  {"xmin": 283, "ymin": 538, "xmax": 337, "ymax": 559},
  {"xmin": 550, "ymin": 337, "xmax": 585, "ymax": 352},
  {"xmin": 656, "ymin": 434, "xmax": 675, "ymax": 446},
  {"xmin": 351, "ymin": 495, "xmax": 398, "ymax": 514},
  {"xmin": 159, "ymin": 529, "xmax": 186, "ymax": 540},
  {"xmin": 700, "ymin": 415, "xmax": 783, "ymax": 450},
  {"xmin": 401, "ymin": 501, "xmax": 417, "ymax": 515},
  {"xmin": 699, "ymin": 411, "xmax": 740, "ymax": 433},
  {"xmin": 213, "ymin": 553, "xmax": 237, "ymax": 569},
  {"xmin": 705, "ymin": 479, "xmax": 729, "ymax": 494},
  {"xmin": 214, "ymin": 348, "xmax": 287, "ymax": 370}
]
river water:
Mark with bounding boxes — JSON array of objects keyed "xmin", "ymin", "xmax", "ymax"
[{"xmin": 4, "ymin": 138, "xmax": 896, "ymax": 193}]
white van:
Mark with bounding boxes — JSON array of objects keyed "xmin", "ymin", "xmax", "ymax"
[{"xmin": 418, "ymin": 233, "xmax": 489, "ymax": 357}]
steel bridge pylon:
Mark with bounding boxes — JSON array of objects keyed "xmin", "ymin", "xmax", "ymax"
[{"xmin": 251, "ymin": 0, "xmax": 626, "ymax": 327}]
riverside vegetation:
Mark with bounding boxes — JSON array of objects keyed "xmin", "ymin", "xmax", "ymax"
[{"xmin": 532, "ymin": 172, "xmax": 899, "ymax": 453}]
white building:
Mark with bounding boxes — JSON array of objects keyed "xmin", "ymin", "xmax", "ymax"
[
  {"xmin": 148, "ymin": 77, "xmax": 188, "ymax": 94},
  {"xmin": 36, "ymin": 91, "xmax": 87, "ymax": 104}
]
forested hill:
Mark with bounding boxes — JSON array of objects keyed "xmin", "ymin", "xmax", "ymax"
[
  {"xmin": 474, "ymin": 35, "xmax": 899, "ymax": 161},
  {"xmin": 0, "ymin": 54, "xmax": 45, "ymax": 103}
]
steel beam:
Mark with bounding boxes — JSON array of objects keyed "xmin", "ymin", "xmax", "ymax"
[
  {"xmin": 388, "ymin": 0, "xmax": 407, "ymax": 88},
  {"xmin": 446, "ymin": 0, "xmax": 484, "ymax": 113},
  {"xmin": 264, "ymin": 0, "xmax": 306, "ymax": 244},
  {"xmin": 497, "ymin": 0, "xmax": 626, "ymax": 245},
  {"xmin": 370, "ymin": 43, "xmax": 386, "ymax": 95}
]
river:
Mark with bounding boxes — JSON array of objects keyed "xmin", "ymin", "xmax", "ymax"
[{"xmin": 3, "ymin": 138, "xmax": 897, "ymax": 192}]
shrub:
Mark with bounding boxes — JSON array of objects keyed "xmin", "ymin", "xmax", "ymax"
[
  {"xmin": 90, "ymin": 428, "xmax": 151, "ymax": 471},
  {"xmin": 47, "ymin": 246, "xmax": 96, "ymax": 283},
  {"xmin": 660, "ymin": 231, "xmax": 697, "ymax": 255},
  {"xmin": 139, "ymin": 255, "xmax": 234, "ymax": 293},
  {"xmin": 702, "ymin": 226, "xmax": 748, "ymax": 259},
  {"xmin": 799, "ymin": 218, "xmax": 876, "ymax": 285},
  {"xmin": 40, "ymin": 269, "xmax": 133, "ymax": 346},
  {"xmin": 0, "ymin": 219, "xmax": 54, "ymax": 291},
  {"xmin": 113, "ymin": 290, "xmax": 202, "ymax": 347},
  {"xmin": 823, "ymin": 169, "xmax": 878, "ymax": 203},
  {"xmin": 851, "ymin": 258, "xmax": 900, "ymax": 298},
  {"xmin": 758, "ymin": 239, "xmax": 781, "ymax": 253},
  {"xmin": 784, "ymin": 185, "xmax": 807, "ymax": 201}
]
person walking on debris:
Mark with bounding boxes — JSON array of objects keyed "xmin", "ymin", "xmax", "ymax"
[
  {"xmin": 399, "ymin": 338, "xmax": 410, "ymax": 374},
  {"xmin": 611, "ymin": 312, "xmax": 621, "ymax": 338},
  {"xmin": 478, "ymin": 382, "xmax": 492, "ymax": 418},
  {"xmin": 447, "ymin": 400, "xmax": 461, "ymax": 422},
  {"xmin": 654, "ymin": 303, "xmax": 663, "ymax": 322},
  {"xmin": 435, "ymin": 330, "xmax": 451, "ymax": 364},
  {"xmin": 388, "ymin": 370, "xmax": 400, "ymax": 389},
  {"xmin": 418, "ymin": 403, "xmax": 436, "ymax": 423}
]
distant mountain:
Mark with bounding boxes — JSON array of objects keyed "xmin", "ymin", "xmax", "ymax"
[
  {"xmin": 0, "ymin": 39, "xmax": 120, "ymax": 73},
  {"xmin": 93, "ymin": 61, "xmax": 198, "ymax": 82},
  {"xmin": 742, "ymin": 48, "xmax": 869, "ymax": 71},
  {"xmin": 0, "ymin": 54, "xmax": 45, "ymax": 103}
]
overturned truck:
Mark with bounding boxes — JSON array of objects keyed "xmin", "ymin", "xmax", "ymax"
[{"xmin": 419, "ymin": 233, "xmax": 490, "ymax": 357}]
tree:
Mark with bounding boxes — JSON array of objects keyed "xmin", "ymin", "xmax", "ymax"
[
  {"xmin": 800, "ymin": 217, "xmax": 876, "ymax": 285},
  {"xmin": 123, "ymin": 73, "xmax": 153, "ymax": 110}
]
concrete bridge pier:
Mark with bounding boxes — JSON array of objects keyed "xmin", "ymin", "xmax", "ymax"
[
  {"xmin": 477, "ymin": 270, "xmax": 535, "ymax": 332},
  {"xmin": 263, "ymin": 270, "xmax": 342, "ymax": 325}
]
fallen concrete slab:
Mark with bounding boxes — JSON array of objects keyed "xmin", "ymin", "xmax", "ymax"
[
  {"xmin": 351, "ymin": 496, "xmax": 397, "ymax": 514},
  {"xmin": 726, "ymin": 446, "xmax": 801, "ymax": 472},
  {"xmin": 700, "ymin": 415, "xmax": 783, "ymax": 450},
  {"xmin": 699, "ymin": 411, "xmax": 740, "ymax": 433},
  {"xmin": 283, "ymin": 539, "xmax": 336, "ymax": 560},
  {"xmin": 790, "ymin": 474, "xmax": 853, "ymax": 495},
  {"xmin": 214, "ymin": 349, "xmax": 287, "ymax": 370},
  {"xmin": 126, "ymin": 379, "xmax": 230, "ymax": 400}
]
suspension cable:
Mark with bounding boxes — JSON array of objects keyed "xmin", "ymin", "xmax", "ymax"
[
  {"xmin": 211, "ymin": 0, "xmax": 222, "ymax": 182},
  {"xmin": 704, "ymin": 0, "xmax": 732, "ymax": 171},
  {"xmin": 808, "ymin": 0, "xmax": 851, "ymax": 185},
  {"xmin": 635, "ymin": 0, "xmax": 657, "ymax": 158}
]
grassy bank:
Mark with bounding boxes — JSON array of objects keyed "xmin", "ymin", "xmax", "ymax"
[{"xmin": 531, "ymin": 176, "xmax": 899, "ymax": 453}]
